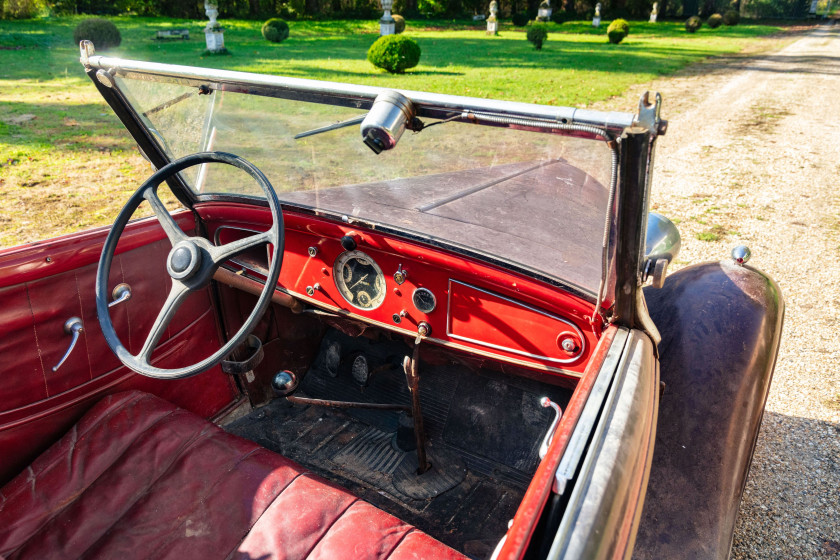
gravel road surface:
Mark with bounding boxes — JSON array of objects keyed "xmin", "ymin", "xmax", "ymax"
[{"xmin": 599, "ymin": 23, "xmax": 840, "ymax": 559}]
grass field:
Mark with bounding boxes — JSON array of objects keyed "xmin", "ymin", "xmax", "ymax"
[{"xmin": 0, "ymin": 16, "xmax": 791, "ymax": 247}]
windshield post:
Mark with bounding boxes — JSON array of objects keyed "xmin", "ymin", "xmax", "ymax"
[{"xmin": 612, "ymin": 127, "xmax": 660, "ymax": 342}]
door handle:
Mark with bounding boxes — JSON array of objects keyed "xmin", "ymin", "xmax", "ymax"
[
  {"xmin": 538, "ymin": 396, "xmax": 563, "ymax": 460},
  {"xmin": 109, "ymin": 283, "xmax": 132, "ymax": 307},
  {"xmin": 52, "ymin": 317, "xmax": 83, "ymax": 372}
]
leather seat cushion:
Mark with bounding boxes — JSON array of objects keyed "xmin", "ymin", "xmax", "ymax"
[{"xmin": 0, "ymin": 391, "xmax": 466, "ymax": 560}]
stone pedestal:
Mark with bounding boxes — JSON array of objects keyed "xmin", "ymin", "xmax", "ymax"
[
  {"xmin": 486, "ymin": 0, "xmax": 499, "ymax": 34},
  {"xmin": 205, "ymin": 29, "xmax": 225, "ymax": 52},
  {"xmin": 379, "ymin": 0, "xmax": 395, "ymax": 36},
  {"xmin": 380, "ymin": 17, "xmax": 395, "ymax": 35}
]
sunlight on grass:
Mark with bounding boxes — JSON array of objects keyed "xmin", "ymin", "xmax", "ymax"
[{"xmin": 0, "ymin": 15, "xmax": 791, "ymax": 247}]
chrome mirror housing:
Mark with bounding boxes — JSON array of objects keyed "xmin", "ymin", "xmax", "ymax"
[{"xmin": 644, "ymin": 212, "xmax": 681, "ymax": 288}]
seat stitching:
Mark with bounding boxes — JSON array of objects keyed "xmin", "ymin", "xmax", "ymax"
[
  {"xmin": 381, "ymin": 527, "xmax": 416, "ymax": 560},
  {"xmin": 0, "ymin": 392, "xmax": 151, "ymax": 507},
  {"xmin": 8, "ymin": 409, "xmax": 207, "ymax": 558},
  {"xmin": 223, "ymin": 470, "xmax": 308, "ymax": 560},
  {"xmin": 303, "ymin": 494, "xmax": 360, "ymax": 560},
  {"xmin": 72, "ymin": 422, "xmax": 223, "ymax": 560}
]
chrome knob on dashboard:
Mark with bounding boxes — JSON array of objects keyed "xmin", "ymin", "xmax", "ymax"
[
  {"xmin": 306, "ymin": 283, "xmax": 321, "ymax": 297},
  {"xmin": 415, "ymin": 322, "xmax": 432, "ymax": 344}
]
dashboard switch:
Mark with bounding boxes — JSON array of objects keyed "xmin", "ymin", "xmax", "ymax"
[
  {"xmin": 306, "ymin": 283, "xmax": 321, "ymax": 297},
  {"xmin": 340, "ymin": 233, "xmax": 359, "ymax": 251}
]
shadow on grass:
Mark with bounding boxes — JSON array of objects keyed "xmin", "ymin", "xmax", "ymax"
[{"xmin": 0, "ymin": 100, "xmax": 135, "ymax": 157}]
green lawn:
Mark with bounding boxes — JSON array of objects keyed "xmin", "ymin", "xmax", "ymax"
[{"xmin": 0, "ymin": 16, "xmax": 794, "ymax": 246}]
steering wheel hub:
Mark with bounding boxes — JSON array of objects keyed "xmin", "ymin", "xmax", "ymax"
[{"xmin": 167, "ymin": 240, "xmax": 201, "ymax": 280}]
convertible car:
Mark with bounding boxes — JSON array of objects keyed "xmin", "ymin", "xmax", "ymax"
[{"xmin": 0, "ymin": 41, "xmax": 783, "ymax": 559}]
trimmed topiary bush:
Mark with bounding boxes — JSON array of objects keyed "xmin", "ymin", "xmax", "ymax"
[
  {"xmin": 685, "ymin": 15, "xmax": 702, "ymax": 33},
  {"xmin": 550, "ymin": 9, "xmax": 573, "ymax": 23},
  {"xmin": 73, "ymin": 18, "xmax": 121, "ymax": 51},
  {"xmin": 526, "ymin": 23, "xmax": 548, "ymax": 50},
  {"xmin": 723, "ymin": 9, "xmax": 740, "ymax": 25},
  {"xmin": 392, "ymin": 14, "xmax": 406, "ymax": 33},
  {"xmin": 367, "ymin": 35, "xmax": 421, "ymax": 74},
  {"xmin": 512, "ymin": 12, "xmax": 529, "ymax": 26},
  {"xmin": 707, "ymin": 13, "xmax": 723, "ymax": 28},
  {"xmin": 262, "ymin": 18, "xmax": 290, "ymax": 43},
  {"xmin": 607, "ymin": 18, "xmax": 629, "ymax": 44}
]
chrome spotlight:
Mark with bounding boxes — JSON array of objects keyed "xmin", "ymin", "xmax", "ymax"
[
  {"xmin": 360, "ymin": 91, "xmax": 415, "ymax": 154},
  {"xmin": 644, "ymin": 212, "xmax": 681, "ymax": 288}
]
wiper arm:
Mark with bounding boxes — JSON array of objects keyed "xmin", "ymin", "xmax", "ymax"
[{"xmin": 294, "ymin": 115, "xmax": 366, "ymax": 140}]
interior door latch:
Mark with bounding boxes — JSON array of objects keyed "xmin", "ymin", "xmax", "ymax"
[{"xmin": 52, "ymin": 317, "xmax": 83, "ymax": 372}]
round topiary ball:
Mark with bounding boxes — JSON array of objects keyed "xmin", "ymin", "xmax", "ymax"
[
  {"xmin": 607, "ymin": 18, "xmax": 629, "ymax": 44},
  {"xmin": 73, "ymin": 18, "xmax": 121, "ymax": 51},
  {"xmin": 262, "ymin": 18, "xmax": 290, "ymax": 43},
  {"xmin": 392, "ymin": 14, "xmax": 406, "ymax": 33},
  {"xmin": 723, "ymin": 9, "xmax": 740, "ymax": 25},
  {"xmin": 526, "ymin": 23, "xmax": 548, "ymax": 50},
  {"xmin": 367, "ymin": 35, "xmax": 421, "ymax": 74},
  {"xmin": 685, "ymin": 15, "xmax": 702, "ymax": 33},
  {"xmin": 512, "ymin": 12, "xmax": 529, "ymax": 26},
  {"xmin": 707, "ymin": 13, "xmax": 723, "ymax": 28}
]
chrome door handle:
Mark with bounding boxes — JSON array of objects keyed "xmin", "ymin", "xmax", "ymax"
[
  {"xmin": 52, "ymin": 317, "xmax": 84, "ymax": 372},
  {"xmin": 108, "ymin": 283, "xmax": 132, "ymax": 307},
  {"xmin": 538, "ymin": 396, "xmax": 563, "ymax": 460}
]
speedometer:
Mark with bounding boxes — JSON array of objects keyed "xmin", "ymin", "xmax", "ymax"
[{"xmin": 333, "ymin": 250, "xmax": 386, "ymax": 310}]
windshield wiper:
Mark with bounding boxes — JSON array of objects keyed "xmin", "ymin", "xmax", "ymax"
[{"xmin": 294, "ymin": 115, "xmax": 366, "ymax": 140}]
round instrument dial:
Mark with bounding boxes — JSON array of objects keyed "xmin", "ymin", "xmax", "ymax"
[
  {"xmin": 333, "ymin": 250, "xmax": 386, "ymax": 310},
  {"xmin": 412, "ymin": 287, "xmax": 437, "ymax": 314}
]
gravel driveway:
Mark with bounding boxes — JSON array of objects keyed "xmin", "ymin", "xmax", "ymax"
[{"xmin": 598, "ymin": 23, "xmax": 840, "ymax": 559}]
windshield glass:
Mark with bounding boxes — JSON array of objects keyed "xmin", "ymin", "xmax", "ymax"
[{"xmin": 116, "ymin": 76, "xmax": 613, "ymax": 296}]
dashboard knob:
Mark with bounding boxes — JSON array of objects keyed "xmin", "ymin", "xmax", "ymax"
[{"xmin": 340, "ymin": 233, "xmax": 359, "ymax": 251}]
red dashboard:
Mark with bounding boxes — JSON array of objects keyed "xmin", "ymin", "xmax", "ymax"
[{"xmin": 198, "ymin": 203, "xmax": 601, "ymax": 380}]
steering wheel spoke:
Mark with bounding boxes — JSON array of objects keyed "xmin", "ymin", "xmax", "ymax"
[
  {"xmin": 137, "ymin": 281, "xmax": 191, "ymax": 364},
  {"xmin": 143, "ymin": 187, "xmax": 187, "ymax": 246},
  {"xmin": 210, "ymin": 229, "xmax": 273, "ymax": 266}
]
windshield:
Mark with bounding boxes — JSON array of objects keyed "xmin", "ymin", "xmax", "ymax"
[{"xmin": 116, "ymin": 76, "xmax": 614, "ymax": 296}]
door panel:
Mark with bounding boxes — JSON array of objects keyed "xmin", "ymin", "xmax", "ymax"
[{"xmin": 0, "ymin": 214, "xmax": 239, "ymax": 485}]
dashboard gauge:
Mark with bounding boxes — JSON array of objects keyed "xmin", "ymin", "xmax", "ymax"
[
  {"xmin": 412, "ymin": 287, "xmax": 437, "ymax": 314},
  {"xmin": 333, "ymin": 250, "xmax": 386, "ymax": 310}
]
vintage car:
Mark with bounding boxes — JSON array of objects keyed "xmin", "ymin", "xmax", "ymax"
[{"xmin": 0, "ymin": 40, "xmax": 783, "ymax": 559}]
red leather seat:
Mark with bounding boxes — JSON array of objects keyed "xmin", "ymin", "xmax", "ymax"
[{"xmin": 0, "ymin": 391, "xmax": 466, "ymax": 560}]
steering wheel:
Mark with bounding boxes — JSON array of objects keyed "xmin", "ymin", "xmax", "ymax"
[{"xmin": 96, "ymin": 152, "xmax": 284, "ymax": 379}]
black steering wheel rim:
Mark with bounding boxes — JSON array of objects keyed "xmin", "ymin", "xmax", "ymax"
[{"xmin": 96, "ymin": 151, "xmax": 284, "ymax": 379}]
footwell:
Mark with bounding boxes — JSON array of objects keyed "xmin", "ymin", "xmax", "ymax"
[{"xmin": 226, "ymin": 329, "xmax": 573, "ymax": 558}]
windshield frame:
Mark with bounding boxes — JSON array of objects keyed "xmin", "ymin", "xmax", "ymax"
[{"xmin": 80, "ymin": 41, "xmax": 664, "ymax": 319}]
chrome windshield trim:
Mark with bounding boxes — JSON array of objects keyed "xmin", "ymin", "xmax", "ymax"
[
  {"xmin": 83, "ymin": 55, "xmax": 635, "ymax": 135},
  {"xmin": 552, "ymin": 327, "xmax": 629, "ymax": 494},
  {"xmin": 549, "ymin": 329, "xmax": 659, "ymax": 559}
]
